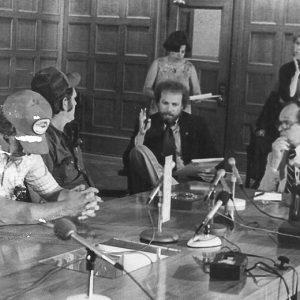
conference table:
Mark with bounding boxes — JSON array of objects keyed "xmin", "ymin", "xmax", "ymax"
[{"xmin": 1, "ymin": 182, "xmax": 300, "ymax": 300}]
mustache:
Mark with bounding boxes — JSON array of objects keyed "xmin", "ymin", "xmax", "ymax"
[{"xmin": 161, "ymin": 113, "xmax": 175, "ymax": 118}]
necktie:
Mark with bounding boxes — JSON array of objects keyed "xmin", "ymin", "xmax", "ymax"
[
  {"xmin": 162, "ymin": 125, "xmax": 176, "ymax": 158},
  {"xmin": 285, "ymin": 164, "xmax": 295, "ymax": 193},
  {"xmin": 285, "ymin": 147, "xmax": 297, "ymax": 193}
]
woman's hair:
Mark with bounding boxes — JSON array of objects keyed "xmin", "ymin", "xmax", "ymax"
[
  {"xmin": 154, "ymin": 80, "xmax": 189, "ymax": 108},
  {"xmin": 163, "ymin": 30, "xmax": 191, "ymax": 52}
]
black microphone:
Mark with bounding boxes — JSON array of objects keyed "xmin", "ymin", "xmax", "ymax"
[
  {"xmin": 206, "ymin": 169, "xmax": 226, "ymax": 200},
  {"xmin": 54, "ymin": 218, "xmax": 123, "ymax": 270},
  {"xmin": 146, "ymin": 176, "xmax": 163, "ymax": 205},
  {"xmin": 194, "ymin": 191, "xmax": 230, "ymax": 236},
  {"xmin": 228, "ymin": 157, "xmax": 243, "ymax": 187}
]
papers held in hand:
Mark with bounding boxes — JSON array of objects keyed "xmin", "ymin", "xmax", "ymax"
[
  {"xmin": 173, "ymin": 158, "xmax": 224, "ymax": 178},
  {"xmin": 189, "ymin": 93, "xmax": 221, "ymax": 102}
]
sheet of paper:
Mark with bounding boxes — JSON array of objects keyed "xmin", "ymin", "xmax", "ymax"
[
  {"xmin": 174, "ymin": 158, "xmax": 224, "ymax": 177},
  {"xmin": 189, "ymin": 93, "xmax": 212, "ymax": 100},
  {"xmin": 191, "ymin": 157, "xmax": 224, "ymax": 164},
  {"xmin": 162, "ymin": 155, "xmax": 172, "ymax": 223},
  {"xmin": 189, "ymin": 94, "xmax": 221, "ymax": 101},
  {"xmin": 253, "ymin": 191, "xmax": 282, "ymax": 202}
]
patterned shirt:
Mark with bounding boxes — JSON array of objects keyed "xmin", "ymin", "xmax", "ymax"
[{"xmin": 0, "ymin": 150, "xmax": 59, "ymax": 200}]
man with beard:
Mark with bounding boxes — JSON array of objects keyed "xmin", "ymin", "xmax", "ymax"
[{"xmin": 124, "ymin": 80, "xmax": 220, "ymax": 193}]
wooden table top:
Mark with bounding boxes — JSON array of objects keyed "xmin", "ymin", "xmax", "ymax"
[{"xmin": 1, "ymin": 183, "xmax": 299, "ymax": 300}]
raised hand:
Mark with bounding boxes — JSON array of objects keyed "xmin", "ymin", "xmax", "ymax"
[
  {"xmin": 269, "ymin": 136, "xmax": 290, "ymax": 170},
  {"xmin": 138, "ymin": 108, "xmax": 151, "ymax": 135},
  {"xmin": 293, "ymin": 57, "xmax": 300, "ymax": 77}
]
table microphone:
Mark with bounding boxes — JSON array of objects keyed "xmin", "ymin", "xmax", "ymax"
[
  {"xmin": 206, "ymin": 169, "xmax": 226, "ymax": 200},
  {"xmin": 146, "ymin": 176, "xmax": 163, "ymax": 205},
  {"xmin": 194, "ymin": 191, "xmax": 230, "ymax": 236},
  {"xmin": 228, "ymin": 157, "xmax": 243, "ymax": 187},
  {"xmin": 54, "ymin": 218, "xmax": 123, "ymax": 271}
]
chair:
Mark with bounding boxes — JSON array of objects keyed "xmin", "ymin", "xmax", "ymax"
[{"xmin": 245, "ymin": 124, "xmax": 272, "ymax": 189}]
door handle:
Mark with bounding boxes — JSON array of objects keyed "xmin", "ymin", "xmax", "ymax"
[{"xmin": 218, "ymin": 83, "xmax": 226, "ymax": 106}]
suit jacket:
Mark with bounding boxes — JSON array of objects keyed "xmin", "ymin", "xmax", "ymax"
[
  {"xmin": 279, "ymin": 60, "xmax": 300, "ymax": 102},
  {"xmin": 123, "ymin": 111, "xmax": 220, "ymax": 169}
]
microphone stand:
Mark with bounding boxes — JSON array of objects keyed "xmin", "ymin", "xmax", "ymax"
[
  {"xmin": 66, "ymin": 248, "xmax": 111, "ymax": 300},
  {"xmin": 187, "ymin": 222, "xmax": 222, "ymax": 248},
  {"xmin": 140, "ymin": 188, "xmax": 179, "ymax": 244},
  {"xmin": 227, "ymin": 173, "xmax": 246, "ymax": 220},
  {"xmin": 187, "ymin": 193, "xmax": 222, "ymax": 248},
  {"xmin": 231, "ymin": 173, "xmax": 237, "ymax": 200}
]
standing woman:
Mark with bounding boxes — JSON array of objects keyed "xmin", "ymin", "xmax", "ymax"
[
  {"xmin": 279, "ymin": 33, "xmax": 300, "ymax": 102},
  {"xmin": 143, "ymin": 31, "xmax": 201, "ymax": 114}
]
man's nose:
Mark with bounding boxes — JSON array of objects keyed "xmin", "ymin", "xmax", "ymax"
[{"xmin": 166, "ymin": 105, "xmax": 173, "ymax": 112}]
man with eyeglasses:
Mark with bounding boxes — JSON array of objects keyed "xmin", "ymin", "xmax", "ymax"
[{"xmin": 259, "ymin": 101, "xmax": 300, "ymax": 192}]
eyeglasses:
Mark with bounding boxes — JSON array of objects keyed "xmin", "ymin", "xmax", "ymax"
[{"xmin": 276, "ymin": 120, "xmax": 299, "ymax": 130}]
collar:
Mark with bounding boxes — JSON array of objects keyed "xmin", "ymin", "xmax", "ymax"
[{"xmin": 290, "ymin": 145, "xmax": 300, "ymax": 167}]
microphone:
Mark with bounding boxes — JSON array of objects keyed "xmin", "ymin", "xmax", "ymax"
[
  {"xmin": 228, "ymin": 157, "xmax": 243, "ymax": 187},
  {"xmin": 146, "ymin": 176, "xmax": 163, "ymax": 205},
  {"xmin": 206, "ymin": 169, "xmax": 226, "ymax": 200},
  {"xmin": 54, "ymin": 218, "xmax": 123, "ymax": 271},
  {"xmin": 194, "ymin": 191, "xmax": 230, "ymax": 236}
]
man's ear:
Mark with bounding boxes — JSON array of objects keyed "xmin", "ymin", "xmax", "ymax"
[{"xmin": 62, "ymin": 97, "xmax": 68, "ymax": 111}]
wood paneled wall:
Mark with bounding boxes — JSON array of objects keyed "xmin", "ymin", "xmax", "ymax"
[
  {"xmin": 0, "ymin": 0, "xmax": 63, "ymax": 103},
  {"xmin": 227, "ymin": 0, "xmax": 300, "ymax": 169},
  {"xmin": 62, "ymin": 0, "xmax": 158, "ymax": 156},
  {"xmin": 2, "ymin": 0, "xmax": 300, "ymax": 169}
]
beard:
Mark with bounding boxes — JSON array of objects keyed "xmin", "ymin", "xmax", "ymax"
[{"xmin": 160, "ymin": 112, "xmax": 180, "ymax": 125}]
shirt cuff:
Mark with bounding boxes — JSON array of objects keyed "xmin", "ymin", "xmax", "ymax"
[{"xmin": 134, "ymin": 132, "xmax": 145, "ymax": 146}]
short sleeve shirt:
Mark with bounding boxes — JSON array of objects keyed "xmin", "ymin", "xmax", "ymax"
[{"xmin": 0, "ymin": 151, "xmax": 59, "ymax": 199}]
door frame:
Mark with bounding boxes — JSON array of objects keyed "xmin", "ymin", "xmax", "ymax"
[{"xmin": 166, "ymin": 0, "xmax": 235, "ymax": 155}]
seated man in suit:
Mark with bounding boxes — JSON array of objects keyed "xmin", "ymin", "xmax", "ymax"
[
  {"xmin": 0, "ymin": 90, "xmax": 100, "ymax": 224},
  {"xmin": 31, "ymin": 67, "xmax": 93, "ymax": 191},
  {"xmin": 124, "ymin": 80, "xmax": 220, "ymax": 193},
  {"xmin": 259, "ymin": 101, "xmax": 300, "ymax": 192}
]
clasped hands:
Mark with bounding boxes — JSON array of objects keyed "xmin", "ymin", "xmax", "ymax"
[{"xmin": 69, "ymin": 184, "xmax": 102, "ymax": 221}]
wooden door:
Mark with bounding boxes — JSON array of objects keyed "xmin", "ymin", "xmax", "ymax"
[
  {"xmin": 227, "ymin": 0, "xmax": 300, "ymax": 170},
  {"xmin": 62, "ymin": 0, "xmax": 159, "ymax": 156},
  {"xmin": 0, "ymin": 0, "xmax": 63, "ymax": 104},
  {"xmin": 170, "ymin": 0, "xmax": 234, "ymax": 155}
]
